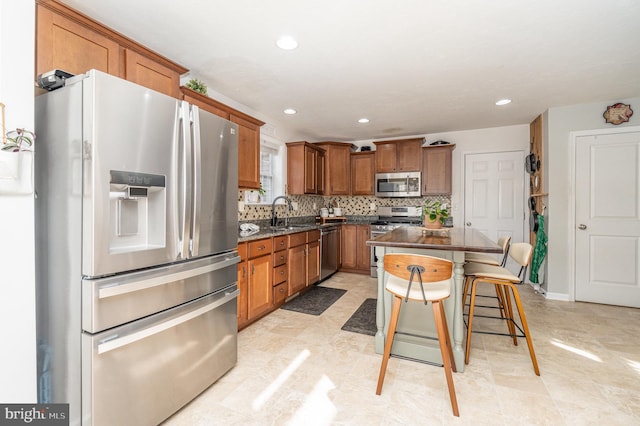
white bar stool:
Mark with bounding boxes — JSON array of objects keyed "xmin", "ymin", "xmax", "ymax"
[{"xmin": 376, "ymin": 253, "xmax": 459, "ymax": 417}]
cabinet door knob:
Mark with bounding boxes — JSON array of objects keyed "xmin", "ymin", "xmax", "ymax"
[
  {"xmin": 280, "ymin": 270, "xmax": 285, "ymax": 275},
  {"xmin": 466, "ymin": 222, "xmax": 472, "ymax": 226},
  {"xmin": 252, "ymin": 264, "xmax": 255, "ymax": 274},
  {"xmin": 578, "ymin": 224, "xmax": 587, "ymax": 230}
]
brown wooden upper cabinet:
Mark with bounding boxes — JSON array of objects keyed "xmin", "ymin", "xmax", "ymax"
[
  {"xmin": 124, "ymin": 50, "xmax": 181, "ymax": 99},
  {"xmin": 231, "ymin": 114, "xmax": 263, "ymax": 190},
  {"xmin": 36, "ymin": 0, "xmax": 187, "ymax": 99},
  {"xmin": 180, "ymin": 87, "xmax": 265, "ymax": 190},
  {"xmin": 314, "ymin": 142, "xmax": 356, "ymax": 195},
  {"xmin": 350, "ymin": 152, "xmax": 375, "ymax": 195},
  {"xmin": 286, "ymin": 142, "xmax": 326, "ymax": 195},
  {"xmin": 373, "ymin": 138, "xmax": 423, "ymax": 173},
  {"xmin": 421, "ymin": 144, "xmax": 455, "ymax": 195}
]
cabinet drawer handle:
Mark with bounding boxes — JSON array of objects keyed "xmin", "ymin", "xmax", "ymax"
[
  {"xmin": 242, "ymin": 265, "xmax": 246, "ymax": 278},
  {"xmin": 258, "ymin": 245, "xmax": 265, "ymax": 250},
  {"xmin": 279, "ymin": 287, "xmax": 285, "ymax": 293},
  {"xmin": 252, "ymin": 264, "xmax": 255, "ymax": 274},
  {"xmin": 279, "ymin": 255, "xmax": 285, "ymax": 260}
]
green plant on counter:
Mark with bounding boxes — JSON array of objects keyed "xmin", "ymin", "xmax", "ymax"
[
  {"xmin": 423, "ymin": 199, "xmax": 449, "ymax": 224},
  {"xmin": 2, "ymin": 128, "xmax": 35, "ymax": 152},
  {"xmin": 258, "ymin": 182, "xmax": 266, "ymax": 197},
  {"xmin": 185, "ymin": 78, "xmax": 208, "ymax": 95}
]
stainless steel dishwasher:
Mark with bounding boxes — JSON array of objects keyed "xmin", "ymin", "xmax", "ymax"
[{"xmin": 320, "ymin": 225, "xmax": 340, "ymax": 281}]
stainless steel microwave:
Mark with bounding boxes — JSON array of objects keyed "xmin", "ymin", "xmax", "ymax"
[{"xmin": 375, "ymin": 172, "xmax": 421, "ymax": 197}]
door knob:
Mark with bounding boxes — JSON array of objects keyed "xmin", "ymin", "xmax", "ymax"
[
  {"xmin": 466, "ymin": 222, "xmax": 471, "ymax": 226},
  {"xmin": 578, "ymin": 224, "xmax": 587, "ymax": 230}
]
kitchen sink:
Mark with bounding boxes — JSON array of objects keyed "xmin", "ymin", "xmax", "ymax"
[{"xmin": 269, "ymin": 225, "xmax": 311, "ymax": 231}]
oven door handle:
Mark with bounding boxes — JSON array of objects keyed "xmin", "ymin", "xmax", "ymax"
[{"xmin": 97, "ymin": 289, "xmax": 239, "ymax": 354}]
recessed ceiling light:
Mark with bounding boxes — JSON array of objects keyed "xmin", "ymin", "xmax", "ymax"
[
  {"xmin": 358, "ymin": 118, "xmax": 370, "ymax": 124},
  {"xmin": 284, "ymin": 108, "xmax": 297, "ymax": 115},
  {"xmin": 496, "ymin": 99, "xmax": 512, "ymax": 106},
  {"xmin": 276, "ymin": 36, "xmax": 298, "ymax": 50}
]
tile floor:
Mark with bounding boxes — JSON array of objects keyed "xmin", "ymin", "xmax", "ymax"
[{"xmin": 164, "ymin": 272, "xmax": 640, "ymax": 425}]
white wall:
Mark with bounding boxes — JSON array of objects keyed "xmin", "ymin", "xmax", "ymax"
[
  {"xmin": 0, "ymin": 1, "xmax": 37, "ymax": 401},
  {"xmin": 545, "ymin": 96, "xmax": 640, "ymax": 299}
]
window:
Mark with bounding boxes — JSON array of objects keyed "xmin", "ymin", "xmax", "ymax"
[{"xmin": 259, "ymin": 139, "xmax": 283, "ymax": 204}]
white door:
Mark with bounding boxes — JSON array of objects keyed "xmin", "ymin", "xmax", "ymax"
[
  {"xmin": 464, "ymin": 151, "xmax": 526, "ymax": 267},
  {"xmin": 575, "ymin": 131, "xmax": 640, "ymax": 308}
]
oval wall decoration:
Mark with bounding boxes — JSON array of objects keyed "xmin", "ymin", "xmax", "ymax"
[{"xmin": 603, "ymin": 103, "xmax": 633, "ymax": 125}]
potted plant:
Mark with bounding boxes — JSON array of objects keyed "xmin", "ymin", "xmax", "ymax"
[
  {"xmin": 2, "ymin": 128, "xmax": 35, "ymax": 152},
  {"xmin": 423, "ymin": 200, "xmax": 449, "ymax": 229},
  {"xmin": 258, "ymin": 182, "xmax": 266, "ymax": 202},
  {"xmin": 0, "ymin": 127, "xmax": 36, "ymax": 192},
  {"xmin": 185, "ymin": 78, "xmax": 208, "ymax": 96}
]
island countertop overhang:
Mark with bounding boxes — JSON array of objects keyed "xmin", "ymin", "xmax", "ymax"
[{"xmin": 366, "ymin": 227, "xmax": 503, "ymax": 253}]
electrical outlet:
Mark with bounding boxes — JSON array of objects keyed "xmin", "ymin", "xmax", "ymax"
[
  {"xmin": 238, "ymin": 201, "xmax": 245, "ymax": 212},
  {"xmin": 291, "ymin": 201, "xmax": 298, "ymax": 211},
  {"xmin": 313, "ymin": 203, "xmax": 317, "ymax": 210},
  {"xmin": 370, "ymin": 203, "xmax": 376, "ymax": 211}
]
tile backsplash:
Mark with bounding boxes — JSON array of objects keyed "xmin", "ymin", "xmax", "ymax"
[{"xmin": 238, "ymin": 190, "xmax": 450, "ymax": 221}]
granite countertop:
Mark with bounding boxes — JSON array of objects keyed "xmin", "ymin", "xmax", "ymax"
[
  {"xmin": 366, "ymin": 226, "xmax": 502, "ymax": 253},
  {"xmin": 238, "ymin": 216, "xmax": 377, "ymax": 242}
]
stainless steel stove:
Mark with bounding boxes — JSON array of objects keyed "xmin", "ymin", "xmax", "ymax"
[{"xmin": 370, "ymin": 206, "xmax": 423, "ymax": 277}]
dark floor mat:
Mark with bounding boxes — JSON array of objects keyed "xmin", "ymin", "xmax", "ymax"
[
  {"xmin": 341, "ymin": 298, "xmax": 377, "ymax": 336},
  {"xmin": 281, "ymin": 286, "xmax": 347, "ymax": 316}
]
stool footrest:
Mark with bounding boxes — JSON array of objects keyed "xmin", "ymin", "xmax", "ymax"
[{"xmin": 463, "ymin": 314, "xmax": 526, "ymax": 338}]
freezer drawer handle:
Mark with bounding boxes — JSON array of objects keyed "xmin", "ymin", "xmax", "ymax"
[
  {"xmin": 97, "ymin": 288, "xmax": 240, "ymax": 354},
  {"xmin": 98, "ymin": 255, "xmax": 240, "ymax": 299}
]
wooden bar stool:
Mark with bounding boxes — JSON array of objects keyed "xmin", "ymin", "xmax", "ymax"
[
  {"xmin": 376, "ymin": 253, "xmax": 459, "ymax": 417},
  {"xmin": 463, "ymin": 243, "xmax": 540, "ymax": 375},
  {"xmin": 465, "ymin": 235, "xmax": 511, "ymax": 267},
  {"xmin": 463, "ymin": 236, "xmax": 512, "ymax": 321}
]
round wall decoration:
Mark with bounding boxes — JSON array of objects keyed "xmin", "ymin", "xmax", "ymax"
[{"xmin": 603, "ymin": 103, "xmax": 633, "ymax": 125}]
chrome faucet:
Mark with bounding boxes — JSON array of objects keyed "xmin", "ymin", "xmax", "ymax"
[{"xmin": 271, "ymin": 195, "xmax": 293, "ymax": 227}]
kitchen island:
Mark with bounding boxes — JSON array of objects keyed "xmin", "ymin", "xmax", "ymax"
[{"xmin": 366, "ymin": 227, "xmax": 502, "ymax": 371}]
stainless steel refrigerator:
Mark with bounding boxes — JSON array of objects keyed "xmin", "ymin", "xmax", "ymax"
[{"xmin": 35, "ymin": 70, "xmax": 240, "ymax": 425}]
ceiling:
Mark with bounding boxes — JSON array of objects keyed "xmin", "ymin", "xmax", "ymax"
[{"xmin": 60, "ymin": 0, "xmax": 640, "ymax": 142}]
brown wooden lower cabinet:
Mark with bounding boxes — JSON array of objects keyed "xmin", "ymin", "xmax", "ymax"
[
  {"xmin": 245, "ymin": 238, "xmax": 273, "ymax": 324},
  {"xmin": 307, "ymin": 239, "xmax": 320, "ymax": 284},
  {"xmin": 340, "ymin": 224, "xmax": 371, "ymax": 274},
  {"xmin": 307, "ymin": 231, "xmax": 321, "ymax": 284},
  {"xmin": 288, "ymin": 239, "xmax": 307, "ymax": 296},
  {"xmin": 238, "ymin": 230, "xmax": 321, "ymax": 330},
  {"xmin": 273, "ymin": 282, "xmax": 288, "ymax": 306},
  {"xmin": 237, "ymin": 243, "xmax": 249, "ymax": 328},
  {"xmin": 288, "ymin": 230, "xmax": 321, "ymax": 296}
]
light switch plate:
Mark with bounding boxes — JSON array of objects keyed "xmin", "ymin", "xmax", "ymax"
[{"xmin": 238, "ymin": 201, "xmax": 245, "ymax": 212}]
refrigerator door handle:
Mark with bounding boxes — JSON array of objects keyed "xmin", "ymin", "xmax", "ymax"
[
  {"xmin": 98, "ymin": 255, "xmax": 241, "ymax": 299},
  {"xmin": 179, "ymin": 101, "xmax": 193, "ymax": 259},
  {"xmin": 190, "ymin": 105, "xmax": 201, "ymax": 257},
  {"xmin": 97, "ymin": 288, "xmax": 240, "ymax": 354}
]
